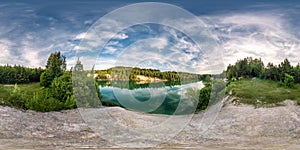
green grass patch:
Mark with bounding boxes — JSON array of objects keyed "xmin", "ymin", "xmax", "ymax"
[
  {"xmin": 0, "ymin": 83, "xmax": 41, "ymax": 105},
  {"xmin": 227, "ymin": 79, "xmax": 300, "ymax": 106}
]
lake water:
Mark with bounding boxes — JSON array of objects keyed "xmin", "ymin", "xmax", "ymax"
[{"xmin": 99, "ymin": 81, "xmax": 204, "ymax": 115}]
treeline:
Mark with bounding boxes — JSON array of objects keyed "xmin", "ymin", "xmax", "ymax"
[
  {"xmin": 0, "ymin": 65, "xmax": 44, "ymax": 84},
  {"xmin": 226, "ymin": 57, "xmax": 300, "ymax": 86},
  {"xmin": 95, "ymin": 66, "xmax": 202, "ymax": 81},
  {"xmin": 6, "ymin": 52, "xmax": 104, "ymax": 112}
]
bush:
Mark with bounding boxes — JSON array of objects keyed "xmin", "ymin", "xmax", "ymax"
[
  {"xmin": 51, "ymin": 74, "xmax": 73, "ymax": 102},
  {"xmin": 26, "ymin": 89, "xmax": 63, "ymax": 112},
  {"xmin": 30, "ymin": 73, "xmax": 76, "ymax": 112},
  {"xmin": 40, "ymin": 70, "xmax": 53, "ymax": 87},
  {"xmin": 7, "ymin": 84, "xmax": 27, "ymax": 110},
  {"xmin": 64, "ymin": 95, "xmax": 76, "ymax": 109},
  {"xmin": 197, "ymin": 84, "xmax": 212, "ymax": 111},
  {"xmin": 284, "ymin": 73, "xmax": 295, "ymax": 88}
]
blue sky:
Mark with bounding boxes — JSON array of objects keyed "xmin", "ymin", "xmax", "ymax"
[{"xmin": 0, "ymin": 0, "xmax": 300, "ymax": 74}]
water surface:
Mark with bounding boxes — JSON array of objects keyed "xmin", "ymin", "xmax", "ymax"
[{"xmin": 99, "ymin": 81, "xmax": 204, "ymax": 115}]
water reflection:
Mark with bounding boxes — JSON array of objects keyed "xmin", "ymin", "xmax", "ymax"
[{"xmin": 99, "ymin": 81, "xmax": 203, "ymax": 115}]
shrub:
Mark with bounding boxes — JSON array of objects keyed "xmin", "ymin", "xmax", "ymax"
[
  {"xmin": 7, "ymin": 84, "xmax": 27, "ymax": 110},
  {"xmin": 40, "ymin": 70, "xmax": 53, "ymax": 87},
  {"xmin": 26, "ymin": 89, "xmax": 63, "ymax": 112},
  {"xmin": 197, "ymin": 84, "xmax": 212, "ymax": 111},
  {"xmin": 51, "ymin": 74, "xmax": 73, "ymax": 102},
  {"xmin": 64, "ymin": 95, "xmax": 76, "ymax": 109},
  {"xmin": 284, "ymin": 73, "xmax": 295, "ymax": 88}
]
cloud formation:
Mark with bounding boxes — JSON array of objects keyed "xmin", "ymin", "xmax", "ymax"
[
  {"xmin": 1, "ymin": 1, "xmax": 300, "ymax": 74},
  {"xmin": 204, "ymin": 12, "xmax": 300, "ymax": 67}
]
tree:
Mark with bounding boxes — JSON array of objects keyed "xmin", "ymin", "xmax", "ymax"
[
  {"xmin": 0, "ymin": 65, "xmax": 43, "ymax": 84},
  {"xmin": 292, "ymin": 63, "xmax": 300, "ymax": 83},
  {"xmin": 40, "ymin": 51, "xmax": 66, "ymax": 87},
  {"xmin": 51, "ymin": 73, "xmax": 75, "ymax": 109},
  {"xmin": 278, "ymin": 58, "xmax": 292, "ymax": 81},
  {"xmin": 198, "ymin": 84, "xmax": 211, "ymax": 111},
  {"xmin": 72, "ymin": 58, "xmax": 102, "ymax": 108},
  {"xmin": 265, "ymin": 63, "xmax": 279, "ymax": 80}
]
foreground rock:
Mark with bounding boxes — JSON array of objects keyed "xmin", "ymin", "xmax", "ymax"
[{"xmin": 0, "ymin": 98, "xmax": 299, "ymax": 149}]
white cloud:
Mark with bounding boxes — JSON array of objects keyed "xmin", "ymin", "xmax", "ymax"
[
  {"xmin": 22, "ymin": 49, "xmax": 41, "ymax": 68},
  {"xmin": 0, "ymin": 39, "xmax": 15, "ymax": 65},
  {"xmin": 67, "ymin": 56, "xmax": 116, "ymax": 71},
  {"xmin": 148, "ymin": 38, "xmax": 168, "ymax": 50},
  {"xmin": 75, "ymin": 32, "xmax": 87, "ymax": 39},
  {"xmin": 205, "ymin": 13, "xmax": 300, "ymax": 67},
  {"xmin": 114, "ymin": 33, "xmax": 128, "ymax": 40}
]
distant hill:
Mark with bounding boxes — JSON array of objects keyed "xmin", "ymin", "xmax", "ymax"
[{"xmin": 93, "ymin": 66, "xmax": 210, "ymax": 82}]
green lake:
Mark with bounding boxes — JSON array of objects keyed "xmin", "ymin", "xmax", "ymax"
[{"xmin": 98, "ymin": 80, "xmax": 204, "ymax": 115}]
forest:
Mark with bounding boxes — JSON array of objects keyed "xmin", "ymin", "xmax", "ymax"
[
  {"xmin": 0, "ymin": 65, "xmax": 44, "ymax": 84},
  {"xmin": 226, "ymin": 57, "xmax": 300, "ymax": 88},
  {"xmin": 95, "ymin": 66, "xmax": 206, "ymax": 81}
]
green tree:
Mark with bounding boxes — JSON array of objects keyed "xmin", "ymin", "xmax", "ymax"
[
  {"xmin": 278, "ymin": 58, "xmax": 292, "ymax": 81},
  {"xmin": 40, "ymin": 51, "xmax": 66, "ymax": 87},
  {"xmin": 51, "ymin": 73, "xmax": 76, "ymax": 109},
  {"xmin": 265, "ymin": 62, "xmax": 279, "ymax": 81},
  {"xmin": 72, "ymin": 58, "xmax": 102, "ymax": 108},
  {"xmin": 197, "ymin": 83, "xmax": 212, "ymax": 111},
  {"xmin": 292, "ymin": 63, "xmax": 300, "ymax": 83}
]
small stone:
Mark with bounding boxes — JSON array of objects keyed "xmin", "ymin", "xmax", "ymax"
[{"xmin": 1, "ymin": 114, "xmax": 10, "ymax": 117}]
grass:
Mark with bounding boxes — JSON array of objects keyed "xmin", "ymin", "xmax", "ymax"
[
  {"xmin": 226, "ymin": 79, "xmax": 300, "ymax": 106},
  {"xmin": 0, "ymin": 82, "xmax": 41, "ymax": 105}
]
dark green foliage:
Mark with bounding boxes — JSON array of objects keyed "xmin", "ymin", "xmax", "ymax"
[
  {"xmin": 63, "ymin": 95, "xmax": 76, "ymax": 109},
  {"xmin": 227, "ymin": 57, "xmax": 300, "ymax": 85},
  {"xmin": 7, "ymin": 84, "xmax": 27, "ymax": 110},
  {"xmin": 26, "ymin": 73, "xmax": 76, "ymax": 112},
  {"xmin": 40, "ymin": 51, "xmax": 66, "ymax": 87},
  {"xmin": 50, "ymin": 73, "xmax": 76, "ymax": 109},
  {"xmin": 51, "ymin": 74, "xmax": 74, "ymax": 104},
  {"xmin": 278, "ymin": 59, "xmax": 292, "ymax": 81},
  {"xmin": 45, "ymin": 51, "xmax": 66, "ymax": 77},
  {"xmin": 265, "ymin": 63, "xmax": 279, "ymax": 81},
  {"xmin": 26, "ymin": 89, "xmax": 63, "ymax": 112},
  {"xmin": 0, "ymin": 65, "xmax": 43, "ymax": 84},
  {"xmin": 197, "ymin": 83, "xmax": 211, "ymax": 111},
  {"xmin": 40, "ymin": 70, "xmax": 53, "ymax": 87},
  {"xmin": 292, "ymin": 64, "xmax": 300, "ymax": 83},
  {"xmin": 226, "ymin": 57, "xmax": 264, "ymax": 80}
]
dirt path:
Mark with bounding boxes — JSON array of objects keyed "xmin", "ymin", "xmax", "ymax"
[{"xmin": 0, "ymin": 98, "xmax": 299, "ymax": 149}]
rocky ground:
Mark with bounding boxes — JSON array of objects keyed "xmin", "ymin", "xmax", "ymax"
[{"xmin": 0, "ymin": 97, "xmax": 299, "ymax": 149}]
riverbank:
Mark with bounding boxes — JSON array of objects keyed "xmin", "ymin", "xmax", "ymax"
[{"xmin": 0, "ymin": 96, "xmax": 299, "ymax": 149}]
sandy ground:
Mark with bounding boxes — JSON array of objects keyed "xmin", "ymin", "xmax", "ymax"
[{"xmin": 0, "ymin": 97, "xmax": 299, "ymax": 149}]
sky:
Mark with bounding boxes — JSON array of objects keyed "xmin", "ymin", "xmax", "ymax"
[{"xmin": 0, "ymin": 0, "xmax": 300, "ymax": 74}]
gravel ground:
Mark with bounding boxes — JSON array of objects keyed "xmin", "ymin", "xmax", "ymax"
[{"xmin": 0, "ymin": 97, "xmax": 299, "ymax": 149}]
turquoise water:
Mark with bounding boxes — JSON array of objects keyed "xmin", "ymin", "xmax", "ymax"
[{"xmin": 99, "ymin": 81, "xmax": 203, "ymax": 115}]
